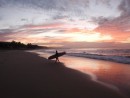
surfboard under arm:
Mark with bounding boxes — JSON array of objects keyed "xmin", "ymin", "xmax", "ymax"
[{"xmin": 48, "ymin": 52, "xmax": 66, "ymax": 60}]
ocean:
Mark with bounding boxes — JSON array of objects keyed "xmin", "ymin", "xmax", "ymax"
[
  {"xmin": 29, "ymin": 48, "xmax": 130, "ymax": 97},
  {"xmin": 34, "ymin": 48, "xmax": 130, "ymax": 64}
]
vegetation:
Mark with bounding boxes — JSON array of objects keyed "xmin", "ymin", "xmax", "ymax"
[{"xmin": 0, "ymin": 41, "xmax": 47, "ymax": 50}]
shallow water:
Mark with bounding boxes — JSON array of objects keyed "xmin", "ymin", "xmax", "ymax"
[{"xmin": 29, "ymin": 50, "xmax": 130, "ymax": 97}]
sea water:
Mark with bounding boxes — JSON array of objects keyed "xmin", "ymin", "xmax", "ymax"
[
  {"xmin": 29, "ymin": 48, "xmax": 130, "ymax": 97},
  {"xmin": 35, "ymin": 48, "xmax": 130, "ymax": 64}
]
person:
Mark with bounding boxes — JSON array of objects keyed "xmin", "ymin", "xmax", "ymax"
[{"xmin": 55, "ymin": 50, "xmax": 59, "ymax": 62}]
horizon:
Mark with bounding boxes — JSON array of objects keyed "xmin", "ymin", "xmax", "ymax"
[{"xmin": 0, "ymin": 0, "xmax": 130, "ymax": 48}]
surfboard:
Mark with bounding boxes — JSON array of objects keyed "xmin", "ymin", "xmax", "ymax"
[{"xmin": 48, "ymin": 52, "xmax": 66, "ymax": 60}]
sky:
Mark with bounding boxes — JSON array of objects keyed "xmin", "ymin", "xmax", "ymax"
[{"xmin": 0, "ymin": 0, "xmax": 130, "ymax": 48}]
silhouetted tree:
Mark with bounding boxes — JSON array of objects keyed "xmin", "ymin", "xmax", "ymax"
[{"xmin": 0, "ymin": 41, "xmax": 44, "ymax": 50}]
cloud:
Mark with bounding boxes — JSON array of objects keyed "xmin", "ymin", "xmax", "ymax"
[
  {"xmin": 0, "ymin": 0, "xmax": 130, "ymax": 45},
  {"xmin": 0, "ymin": 0, "xmax": 89, "ymax": 29},
  {"xmin": 0, "ymin": 16, "xmax": 2, "ymax": 20},
  {"xmin": 0, "ymin": 22, "xmax": 67, "ymax": 43},
  {"xmin": 118, "ymin": 0, "xmax": 130, "ymax": 16},
  {"xmin": 0, "ymin": 28, "xmax": 15, "ymax": 41},
  {"xmin": 96, "ymin": 0, "xmax": 111, "ymax": 6},
  {"xmin": 93, "ymin": 0, "xmax": 130, "ymax": 42},
  {"xmin": 24, "ymin": 22, "xmax": 65, "ymax": 30},
  {"xmin": 41, "ymin": 41, "xmax": 130, "ymax": 48},
  {"xmin": 0, "ymin": 0, "xmax": 89, "ymax": 12},
  {"xmin": 0, "ymin": 0, "xmax": 122, "ymax": 28}
]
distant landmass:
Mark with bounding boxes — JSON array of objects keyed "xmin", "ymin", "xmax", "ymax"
[{"xmin": 0, "ymin": 41, "xmax": 48, "ymax": 50}]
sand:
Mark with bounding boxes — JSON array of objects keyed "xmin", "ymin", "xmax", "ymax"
[{"xmin": 0, "ymin": 50, "xmax": 127, "ymax": 98}]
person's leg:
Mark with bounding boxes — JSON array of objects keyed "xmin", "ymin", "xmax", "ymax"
[
  {"xmin": 55, "ymin": 57, "xmax": 58, "ymax": 62},
  {"xmin": 55, "ymin": 57, "xmax": 59, "ymax": 62},
  {"xmin": 57, "ymin": 57, "xmax": 59, "ymax": 62}
]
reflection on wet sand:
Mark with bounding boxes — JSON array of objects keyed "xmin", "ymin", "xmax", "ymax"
[
  {"xmin": 33, "ymin": 51, "xmax": 130, "ymax": 97},
  {"xmin": 60, "ymin": 56, "xmax": 130, "ymax": 97}
]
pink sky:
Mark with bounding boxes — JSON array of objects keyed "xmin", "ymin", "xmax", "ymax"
[{"xmin": 0, "ymin": 0, "xmax": 130, "ymax": 48}]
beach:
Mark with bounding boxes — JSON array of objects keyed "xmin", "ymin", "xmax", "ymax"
[{"xmin": 0, "ymin": 50, "xmax": 127, "ymax": 98}]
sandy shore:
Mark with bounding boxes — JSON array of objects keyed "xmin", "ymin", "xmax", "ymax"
[{"xmin": 0, "ymin": 50, "xmax": 127, "ymax": 98}]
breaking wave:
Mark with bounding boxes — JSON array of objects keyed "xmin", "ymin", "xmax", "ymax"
[{"xmin": 68, "ymin": 53, "xmax": 130, "ymax": 64}]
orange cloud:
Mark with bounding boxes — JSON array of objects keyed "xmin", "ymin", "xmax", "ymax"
[
  {"xmin": 94, "ymin": 18, "xmax": 130, "ymax": 43},
  {"xmin": 24, "ymin": 23, "xmax": 65, "ymax": 30}
]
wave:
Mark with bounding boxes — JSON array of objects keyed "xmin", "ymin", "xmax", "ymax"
[{"xmin": 68, "ymin": 53, "xmax": 130, "ymax": 64}]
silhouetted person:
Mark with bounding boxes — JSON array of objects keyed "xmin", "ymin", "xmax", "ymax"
[{"xmin": 55, "ymin": 50, "xmax": 59, "ymax": 62}]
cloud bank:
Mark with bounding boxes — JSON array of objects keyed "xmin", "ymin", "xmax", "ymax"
[
  {"xmin": 94, "ymin": 0, "xmax": 130, "ymax": 42},
  {"xmin": 0, "ymin": 0, "xmax": 130, "ymax": 47}
]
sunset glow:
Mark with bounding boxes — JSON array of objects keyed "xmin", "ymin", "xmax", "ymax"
[{"xmin": 0, "ymin": 0, "xmax": 130, "ymax": 48}]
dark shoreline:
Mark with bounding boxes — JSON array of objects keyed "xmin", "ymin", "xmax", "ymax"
[{"xmin": 0, "ymin": 50, "xmax": 127, "ymax": 98}]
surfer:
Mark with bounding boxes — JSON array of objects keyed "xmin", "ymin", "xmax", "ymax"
[
  {"xmin": 55, "ymin": 50, "xmax": 59, "ymax": 62},
  {"xmin": 48, "ymin": 50, "xmax": 66, "ymax": 62}
]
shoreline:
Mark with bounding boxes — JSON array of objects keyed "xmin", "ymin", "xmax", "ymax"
[
  {"xmin": 31, "ymin": 50, "xmax": 130, "ymax": 97},
  {"xmin": 0, "ymin": 50, "xmax": 127, "ymax": 98},
  {"xmin": 29, "ymin": 51, "xmax": 119, "ymax": 90},
  {"xmin": 29, "ymin": 49, "xmax": 130, "ymax": 65}
]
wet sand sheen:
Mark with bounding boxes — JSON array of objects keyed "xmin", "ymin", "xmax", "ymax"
[
  {"xmin": 60, "ymin": 56, "xmax": 130, "ymax": 98},
  {"xmin": 35, "ymin": 51, "xmax": 130, "ymax": 97},
  {"xmin": 0, "ymin": 50, "xmax": 128, "ymax": 98}
]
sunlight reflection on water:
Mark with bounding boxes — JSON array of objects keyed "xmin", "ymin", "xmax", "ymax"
[
  {"xmin": 61, "ymin": 56, "xmax": 130, "ymax": 87},
  {"xmin": 29, "ymin": 50, "xmax": 130, "ymax": 97},
  {"xmin": 30, "ymin": 51, "xmax": 130, "ymax": 87}
]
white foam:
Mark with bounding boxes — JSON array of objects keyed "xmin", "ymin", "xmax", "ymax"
[{"xmin": 68, "ymin": 53, "xmax": 130, "ymax": 64}]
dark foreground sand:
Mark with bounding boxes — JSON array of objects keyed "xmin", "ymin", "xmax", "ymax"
[{"xmin": 0, "ymin": 50, "xmax": 127, "ymax": 98}]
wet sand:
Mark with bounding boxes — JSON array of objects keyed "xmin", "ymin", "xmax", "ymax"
[
  {"xmin": 33, "ymin": 51, "xmax": 130, "ymax": 98},
  {"xmin": 0, "ymin": 50, "xmax": 127, "ymax": 98}
]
